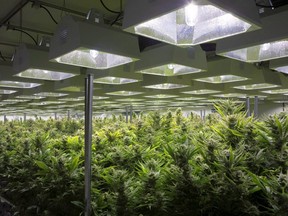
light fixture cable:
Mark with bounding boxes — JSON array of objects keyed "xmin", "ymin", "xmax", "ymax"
[
  {"xmin": 12, "ymin": 28, "xmax": 38, "ymax": 45},
  {"xmin": 99, "ymin": 0, "xmax": 121, "ymax": 14},
  {"xmin": 40, "ymin": 5, "xmax": 58, "ymax": 24}
]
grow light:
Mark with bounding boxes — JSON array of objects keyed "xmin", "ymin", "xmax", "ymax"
[
  {"xmin": 3, "ymin": 99, "xmax": 30, "ymax": 102},
  {"xmin": 195, "ymin": 75, "xmax": 248, "ymax": 83},
  {"xmin": 57, "ymin": 86, "xmax": 84, "ymax": 92},
  {"xmin": 16, "ymin": 95, "xmax": 46, "ymax": 99},
  {"xmin": 0, "ymin": 101, "xmax": 18, "ymax": 105},
  {"xmin": 123, "ymin": 0, "xmax": 260, "ymax": 46},
  {"xmin": 219, "ymin": 40, "xmax": 288, "ymax": 62},
  {"xmin": 238, "ymin": 95, "xmax": 267, "ymax": 99},
  {"xmin": 29, "ymin": 102, "xmax": 63, "ymax": 106},
  {"xmin": 168, "ymin": 102, "xmax": 190, "ymax": 107},
  {"xmin": 234, "ymin": 83, "xmax": 279, "ymax": 90},
  {"xmin": 262, "ymin": 89, "xmax": 288, "ymax": 94},
  {"xmin": 145, "ymin": 101, "xmax": 169, "ymax": 106},
  {"xmin": 106, "ymin": 91, "xmax": 143, "ymax": 96},
  {"xmin": 144, "ymin": 83, "xmax": 189, "ymax": 89},
  {"xmin": 183, "ymin": 89, "xmax": 220, "ymax": 95},
  {"xmin": 58, "ymin": 98, "xmax": 83, "ymax": 102},
  {"xmin": 175, "ymin": 97, "xmax": 204, "ymax": 101},
  {"xmin": 94, "ymin": 76, "xmax": 139, "ymax": 85},
  {"xmin": 270, "ymin": 57, "xmax": 288, "ymax": 74},
  {"xmin": 54, "ymin": 49, "xmax": 135, "ymax": 69},
  {"xmin": 0, "ymin": 89, "xmax": 17, "ymax": 94},
  {"xmin": 213, "ymin": 93, "xmax": 247, "ymax": 98},
  {"xmin": 0, "ymin": 81, "xmax": 41, "ymax": 89},
  {"xmin": 274, "ymin": 101, "xmax": 288, "ymax": 103},
  {"xmin": 15, "ymin": 69, "xmax": 76, "ymax": 81},
  {"xmin": 12, "ymin": 44, "xmax": 80, "ymax": 81},
  {"xmin": 78, "ymin": 96, "xmax": 109, "ymax": 100},
  {"xmin": 49, "ymin": 16, "xmax": 139, "ymax": 69},
  {"xmin": 34, "ymin": 92, "xmax": 68, "ymax": 97},
  {"xmin": 139, "ymin": 64, "xmax": 201, "ymax": 76},
  {"xmin": 116, "ymin": 98, "xmax": 145, "ymax": 102},
  {"xmin": 273, "ymin": 66, "xmax": 288, "ymax": 74},
  {"xmin": 144, "ymin": 94, "xmax": 177, "ymax": 99}
]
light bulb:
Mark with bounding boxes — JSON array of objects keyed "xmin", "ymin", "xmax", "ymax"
[
  {"xmin": 167, "ymin": 64, "xmax": 174, "ymax": 70},
  {"xmin": 185, "ymin": 3, "xmax": 198, "ymax": 26},
  {"xmin": 262, "ymin": 43, "xmax": 271, "ymax": 51},
  {"xmin": 89, "ymin": 50, "xmax": 99, "ymax": 58}
]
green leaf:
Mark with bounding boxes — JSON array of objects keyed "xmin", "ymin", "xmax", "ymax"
[
  {"xmin": 35, "ymin": 160, "xmax": 49, "ymax": 171},
  {"xmin": 69, "ymin": 155, "xmax": 80, "ymax": 173}
]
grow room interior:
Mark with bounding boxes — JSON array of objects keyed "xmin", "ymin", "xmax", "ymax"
[
  {"xmin": 1, "ymin": 1, "xmax": 288, "ymax": 216},
  {"xmin": 0, "ymin": 0, "xmax": 287, "ymax": 119}
]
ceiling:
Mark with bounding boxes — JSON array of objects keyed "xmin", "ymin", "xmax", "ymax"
[{"xmin": 1, "ymin": 0, "xmax": 288, "ymax": 116}]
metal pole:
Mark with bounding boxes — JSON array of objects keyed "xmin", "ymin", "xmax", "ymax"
[
  {"xmin": 125, "ymin": 106, "xmax": 128, "ymax": 123},
  {"xmin": 130, "ymin": 105, "xmax": 133, "ymax": 123},
  {"xmin": 67, "ymin": 110, "xmax": 70, "ymax": 120},
  {"xmin": 85, "ymin": 74, "xmax": 93, "ymax": 216},
  {"xmin": 203, "ymin": 109, "xmax": 206, "ymax": 119},
  {"xmin": 4, "ymin": 114, "xmax": 7, "ymax": 123},
  {"xmin": 246, "ymin": 97, "xmax": 251, "ymax": 117},
  {"xmin": 254, "ymin": 96, "xmax": 259, "ymax": 118},
  {"xmin": 200, "ymin": 110, "xmax": 203, "ymax": 119},
  {"xmin": 24, "ymin": 113, "xmax": 26, "ymax": 122}
]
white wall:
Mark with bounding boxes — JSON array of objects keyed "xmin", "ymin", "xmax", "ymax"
[{"xmin": 257, "ymin": 102, "xmax": 285, "ymax": 118}]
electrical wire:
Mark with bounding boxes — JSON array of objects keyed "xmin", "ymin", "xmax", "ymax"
[
  {"xmin": 13, "ymin": 28, "xmax": 38, "ymax": 45},
  {"xmin": 99, "ymin": 0, "xmax": 121, "ymax": 14},
  {"xmin": 110, "ymin": 12, "xmax": 123, "ymax": 26},
  {"xmin": 40, "ymin": 5, "xmax": 58, "ymax": 24},
  {"xmin": 0, "ymin": 51, "xmax": 6, "ymax": 61}
]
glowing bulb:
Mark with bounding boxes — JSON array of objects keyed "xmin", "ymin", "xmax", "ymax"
[
  {"xmin": 89, "ymin": 50, "xmax": 99, "ymax": 58},
  {"xmin": 185, "ymin": 3, "xmax": 198, "ymax": 26},
  {"xmin": 167, "ymin": 64, "xmax": 174, "ymax": 70},
  {"xmin": 43, "ymin": 70, "xmax": 49, "ymax": 74},
  {"xmin": 262, "ymin": 43, "xmax": 271, "ymax": 51}
]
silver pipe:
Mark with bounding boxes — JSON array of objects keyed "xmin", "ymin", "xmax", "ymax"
[
  {"xmin": 84, "ymin": 74, "xmax": 93, "ymax": 216},
  {"xmin": 246, "ymin": 97, "xmax": 251, "ymax": 117},
  {"xmin": 254, "ymin": 96, "xmax": 259, "ymax": 118}
]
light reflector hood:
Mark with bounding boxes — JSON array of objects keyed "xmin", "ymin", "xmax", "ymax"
[
  {"xmin": 49, "ymin": 15, "xmax": 140, "ymax": 69},
  {"xmin": 123, "ymin": 0, "xmax": 260, "ymax": 46},
  {"xmin": 13, "ymin": 44, "xmax": 79, "ymax": 81},
  {"xmin": 135, "ymin": 44, "xmax": 207, "ymax": 76},
  {"xmin": 217, "ymin": 10, "xmax": 288, "ymax": 62}
]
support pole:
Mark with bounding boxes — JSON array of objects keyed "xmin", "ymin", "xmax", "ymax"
[
  {"xmin": 4, "ymin": 114, "xmax": 7, "ymax": 123},
  {"xmin": 203, "ymin": 109, "xmax": 206, "ymax": 119},
  {"xmin": 125, "ymin": 106, "xmax": 128, "ymax": 123},
  {"xmin": 246, "ymin": 97, "xmax": 251, "ymax": 117},
  {"xmin": 54, "ymin": 112, "xmax": 57, "ymax": 120},
  {"xmin": 84, "ymin": 74, "xmax": 93, "ymax": 216},
  {"xmin": 200, "ymin": 110, "xmax": 203, "ymax": 119},
  {"xmin": 130, "ymin": 105, "xmax": 133, "ymax": 123},
  {"xmin": 24, "ymin": 113, "xmax": 26, "ymax": 122},
  {"xmin": 254, "ymin": 96, "xmax": 259, "ymax": 118},
  {"xmin": 67, "ymin": 110, "xmax": 70, "ymax": 120}
]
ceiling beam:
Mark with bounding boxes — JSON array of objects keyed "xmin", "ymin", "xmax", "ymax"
[{"xmin": 0, "ymin": 0, "xmax": 30, "ymax": 28}]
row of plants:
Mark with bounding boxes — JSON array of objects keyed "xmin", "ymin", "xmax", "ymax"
[{"xmin": 0, "ymin": 101, "xmax": 287, "ymax": 215}]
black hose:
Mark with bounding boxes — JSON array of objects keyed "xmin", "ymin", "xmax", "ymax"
[
  {"xmin": 99, "ymin": 0, "xmax": 121, "ymax": 14},
  {"xmin": 40, "ymin": 5, "xmax": 58, "ymax": 24},
  {"xmin": 110, "ymin": 12, "xmax": 123, "ymax": 26},
  {"xmin": 13, "ymin": 28, "xmax": 38, "ymax": 45}
]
